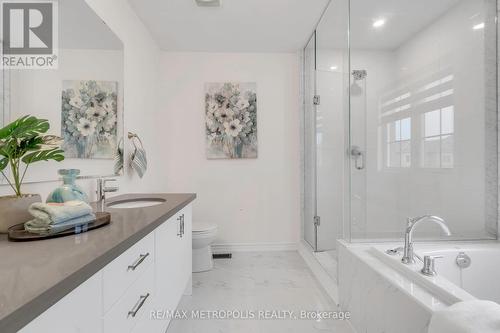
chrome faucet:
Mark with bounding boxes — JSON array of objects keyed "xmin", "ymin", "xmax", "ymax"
[
  {"xmin": 401, "ymin": 215, "xmax": 451, "ymax": 264},
  {"xmin": 97, "ymin": 178, "xmax": 119, "ymax": 211}
]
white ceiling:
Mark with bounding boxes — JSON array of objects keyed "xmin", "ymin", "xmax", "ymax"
[
  {"xmin": 59, "ymin": 0, "xmax": 123, "ymax": 50},
  {"xmin": 128, "ymin": 0, "xmax": 329, "ymax": 52},
  {"xmin": 317, "ymin": 0, "xmax": 460, "ymax": 50}
]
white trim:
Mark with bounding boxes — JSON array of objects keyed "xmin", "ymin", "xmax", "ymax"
[
  {"xmin": 211, "ymin": 242, "xmax": 297, "ymax": 253},
  {"xmin": 297, "ymin": 240, "xmax": 339, "ymax": 305}
]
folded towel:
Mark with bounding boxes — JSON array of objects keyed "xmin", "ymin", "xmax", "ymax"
[
  {"xmin": 131, "ymin": 146, "xmax": 147, "ymax": 178},
  {"xmin": 25, "ymin": 213, "xmax": 96, "ymax": 234},
  {"xmin": 428, "ymin": 300, "xmax": 500, "ymax": 333},
  {"xmin": 129, "ymin": 133, "xmax": 147, "ymax": 178},
  {"xmin": 114, "ymin": 138, "xmax": 124, "ymax": 175},
  {"xmin": 28, "ymin": 201, "xmax": 93, "ymax": 226}
]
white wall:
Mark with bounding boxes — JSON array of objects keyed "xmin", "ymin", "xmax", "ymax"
[
  {"xmin": 159, "ymin": 52, "xmax": 301, "ymax": 246},
  {"xmin": 82, "ymin": 0, "xmax": 163, "ymax": 195},
  {"xmin": 0, "ymin": 0, "xmax": 162, "ymax": 199},
  {"xmin": 1, "ymin": 3, "xmax": 301, "ymax": 248}
]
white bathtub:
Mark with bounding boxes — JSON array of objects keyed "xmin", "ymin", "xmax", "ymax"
[
  {"xmin": 338, "ymin": 241, "xmax": 500, "ymax": 333},
  {"xmin": 372, "ymin": 242, "xmax": 500, "ymax": 306}
]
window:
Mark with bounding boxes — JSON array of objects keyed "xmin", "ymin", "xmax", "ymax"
[
  {"xmin": 386, "ymin": 117, "xmax": 411, "ymax": 168},
  {"xmin": 422, "ymin": 106, "xmax": 454, "ymax": 168},
  {"xmin": 379, "ymin": 68, "xmax": 455, "ymax": 170}
]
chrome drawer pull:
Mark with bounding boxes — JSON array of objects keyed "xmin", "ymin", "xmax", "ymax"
[
  {"xmin": 181, "ymin": 214, "xmax": 185, "ymax": 236},
  {"xmin": 177, "ymin": 214, "xmax": 185, "ymax": 238},
  {"xmin": 127, "ymin": 253, "xmax": 150, "ymax": 271},
  {"xmin": 127, "ymin": 293, "xmax": 150, "ymax": 318}
]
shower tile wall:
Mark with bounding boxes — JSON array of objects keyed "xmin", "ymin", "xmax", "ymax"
[{"xmin": 350, "ymin": 0, "xmax": 497, "ymax": 240}]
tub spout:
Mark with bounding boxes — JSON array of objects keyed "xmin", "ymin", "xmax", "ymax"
[{"xmin": 401, "ymin": 215, "xmax": 451, "ymax": 264}]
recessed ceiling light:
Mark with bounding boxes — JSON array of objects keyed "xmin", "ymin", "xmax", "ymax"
[
  {"xmin": 373, "ymin": 18, "xmax": 386, "ymax": 28},
  {"xmin": 473, "ymin": 22, "xmax": 485, "ymax": 30},
  {"xmin": 330, "ymin": 66, "xmax": 338, "ymax": 70},
  {"xmin": 195, "ymin": 0, "xmax": 221, "ymax": 7}
]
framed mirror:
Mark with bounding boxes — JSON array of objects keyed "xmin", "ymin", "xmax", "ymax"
[{"xmin": 0, "ymin": 0, "xmax": 124, "ymax": 184}]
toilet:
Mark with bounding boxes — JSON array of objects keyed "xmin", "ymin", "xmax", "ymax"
[{"xmin": 192, "ymin": 222, "xmax": 218, "ymax": 272}]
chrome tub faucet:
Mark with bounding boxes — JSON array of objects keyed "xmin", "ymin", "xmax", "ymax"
[{"xmin": 401, "ymin": 215, "xmax": 451, "ymax": 264}]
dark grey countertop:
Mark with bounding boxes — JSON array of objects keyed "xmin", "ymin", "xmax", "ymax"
[{"xmin": 0, "ymin": 193, "xmax": 196, "ymax": 333}]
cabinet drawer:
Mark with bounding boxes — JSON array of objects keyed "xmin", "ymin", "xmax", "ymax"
[
  {"xmin": 103, "ymin": 232, "xmax": 154, "ymax": 312},
  {"xmin": 19, "ymin": 272, "xmax": 102, "ymax": 333},
  {"xmin": 103, "ymin": 265, "xmax": 154, "ymax": 333}
]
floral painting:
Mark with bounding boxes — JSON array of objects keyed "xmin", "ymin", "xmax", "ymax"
[
  {"xmin": 61, "ymin": 80, "xmax": 118, "ymax": 159},
  {"xmin": 205, "ymin": 82, "xmax": 257, "ymax": 159}
]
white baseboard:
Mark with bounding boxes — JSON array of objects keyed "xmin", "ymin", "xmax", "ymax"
[
  {"xmin": 212, "ymin": 242, "xmax": 298, "ymax": 253},
  {"xmin": 297, "ymin": 240, "xmax": 339, "ymax": 305}
]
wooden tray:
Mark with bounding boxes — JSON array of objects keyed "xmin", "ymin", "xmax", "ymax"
[{"xmin": 8, "ymin": 212, "xmax": 111, "ymax": 242}]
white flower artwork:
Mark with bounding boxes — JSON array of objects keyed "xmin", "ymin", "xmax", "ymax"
[
  {"xmin": 205, "ymin": 82, "xmax": 258, "ymax": 159},
  {"xmin": 61, "ymin": 80, "xmax": 118, "ymax": 159}
]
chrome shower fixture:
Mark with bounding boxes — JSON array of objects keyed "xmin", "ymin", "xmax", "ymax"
[{"xmin": 352, "ymin": 70, "xmax": 367, "ymax": 81}]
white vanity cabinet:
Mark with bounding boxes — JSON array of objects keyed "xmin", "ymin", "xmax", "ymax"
[
  {"xmin": 19, "ymin": 204, "xmax": 193, "ymax": 333},
  {"xmin": 153, "ymin": 205, "xmax": 193, "ymax": 330},
  {"xmin": 19, "ymin": 272, "xmax": 103, "ymax": 333}
]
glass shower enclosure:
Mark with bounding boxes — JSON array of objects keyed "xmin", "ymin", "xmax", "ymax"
[
  {"xmin": 303, "ymin": 0, "xmax": 498, "ymax": 252},
  {"xmin": 303, "ymin": 0, "xmax": 349, "ymax": 252}
]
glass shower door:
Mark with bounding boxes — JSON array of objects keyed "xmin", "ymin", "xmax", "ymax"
[
  {"xmin": 303, "ymin": 0, "xmax": 349, "ymax": 252},
  {"xmin": 315, "ymin": 0, "xmax": 349, "ymax": 251},
  {"xmin": 303, "ymin": 33, "xmax": 317, "ymax": 250}
]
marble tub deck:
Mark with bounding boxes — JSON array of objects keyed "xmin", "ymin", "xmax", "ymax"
[{"xmin": 167, "ymin": 251, "xmax": 355, "ymax": 333}]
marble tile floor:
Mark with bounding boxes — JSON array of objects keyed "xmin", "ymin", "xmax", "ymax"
[{"xmin": 167, "ymin": 251, "xmax": 356, "ymax": 333}]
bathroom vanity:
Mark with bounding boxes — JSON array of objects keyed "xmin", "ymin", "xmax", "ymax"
[{"xmin": 0, "ymin": 193, "xmax": 195, "ymax": 333}]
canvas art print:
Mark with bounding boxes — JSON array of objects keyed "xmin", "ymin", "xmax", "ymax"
[
  {"xmin": 205, "ymin": 82, "xmax": 257, "ymax": 159},
  {"xmin": 61, "ymin": 80, "xmax": 118, "ymax": 159}
]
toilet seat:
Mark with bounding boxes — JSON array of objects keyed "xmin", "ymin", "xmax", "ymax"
[{"xmin": 193, "ymin": 222, "xmax": 217, "ymax": 234}]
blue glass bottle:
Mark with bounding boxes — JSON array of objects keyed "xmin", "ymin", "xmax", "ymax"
[{"xmin": 46, "ymin": 169, "xmax": 89, "ymax": 203}]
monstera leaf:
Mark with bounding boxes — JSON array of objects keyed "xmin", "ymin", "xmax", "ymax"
[
  {"xmin": 0, "ymin": 115, "xmax": 64, "ymax": 197},
  {"xmin": 0, "ymin": 115, "xmax": 49, "ymax": 140},
  {"xmin": 22, "ymin": 148, "xmax": 65, "ymax": 164}
]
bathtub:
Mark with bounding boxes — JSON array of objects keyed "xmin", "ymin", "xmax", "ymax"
[
  {"xmin": 371, "ymin": 242, "xmax": 500, "ymax": 305},
  {"xmin": 338, "ymin": 241, "xmax": 500, "ymax": 333}
]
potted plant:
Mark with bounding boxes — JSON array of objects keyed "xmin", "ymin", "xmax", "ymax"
[{"xmin": 0, "ymin": 115, "xmax": 65, "ymax": 232}]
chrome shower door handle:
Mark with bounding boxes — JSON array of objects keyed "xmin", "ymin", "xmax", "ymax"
[{"xmin": 351, "ymin": 146, "xmax": 365, "ymax": 170}]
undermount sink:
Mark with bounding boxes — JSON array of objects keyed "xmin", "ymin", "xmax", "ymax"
[{"xmin": 106, "ymin": 198, "xmax": 166, "ymax": 209}]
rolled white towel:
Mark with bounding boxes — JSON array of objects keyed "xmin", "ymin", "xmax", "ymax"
[
  {"xmin": 28, "ymin": 201, "xmax": 93, "ymax": 226},
  {"xmin": 25, "ymin": 213, "xmax": 96, "ymax": 234},
  {"xmin": 428, "ymin": 300, "xmax": 500, "ymax": 333}
]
